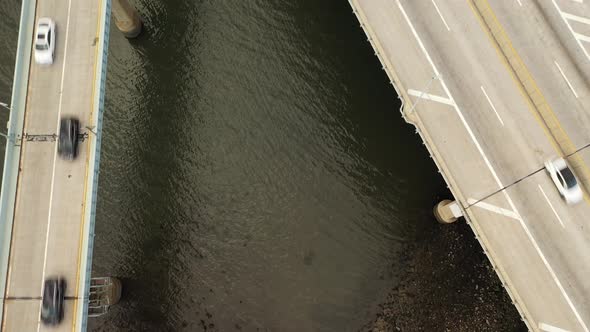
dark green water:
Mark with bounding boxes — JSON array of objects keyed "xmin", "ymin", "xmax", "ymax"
[{"xmin": 0, "ymin": 1, "xmax": 446, "ymax": 331}]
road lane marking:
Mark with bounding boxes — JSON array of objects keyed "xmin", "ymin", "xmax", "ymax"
[
  {"xmin": 562, "ymin": 12, "xmax": 590, "ymax": 25},
  {"xmin": 540, "ymin": 322, "xmax": 571, "ymax": 332},
  {"xmin": 480, "ymin": 86, "xmax": 504, "ymax": 126},
  {"xmin": 407, "ymin": 88, "xmax": 454, "ymax": 106},
  {"xmin": 37, "ymin": 0, "xmax": 73, "ymax": 330},
  {"xmin": 505, "ymin": 186, "xmax": 588, "ymax": 332},
  {"xmin": 472, "ymin": 0, "xmax": 590, "ymax": 203},
  {"xmin": 431, "ymin": 0, "xmax": 451, "ymax": 31},
  {"xmin": 72, "ymin": 0, "xmax": 105, "ymax": 329},
  {"xmin": 469, "ymin": 1, "xmax": 589, "ymax": 329},
  {"xmin": 516, "ymin": 0, "xmax": 522, "ymax": 6},
  {"xmin": 467, "ymin": 198, "xmax": 518, "ymax": 219},
  {"xmin": 552, "ymin": 0, "xmax": 590, "ymax": 61},
  {"xmin": 538, "ymin": 185, "xmax": 565, "ymax": 228},
  {"xmin": 554, "ymin": 61, "xmax": 579, "ymax": 98},
  {"xmin": 574, "ymin": 31, "xmax": 590, "ymax": 43},
  {"xmin": 405, "ymin": 1, "xmax": 588, "ymax": 329},
  {"xmin": 398, "ymin": 0, "xmax": 505, "ymax": 197}
]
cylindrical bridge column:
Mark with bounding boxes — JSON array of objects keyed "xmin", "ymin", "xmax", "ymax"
[
  {"xmin": 433, "ymin": 199, "xmax": 463, "ymax": 224},
  {"xmin": 112, "ymin": 0, "xmax": 142, "ymax": 38}
]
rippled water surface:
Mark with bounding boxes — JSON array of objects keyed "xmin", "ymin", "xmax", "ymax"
[{"xmin": 0, "ymin": 1, "xmax": 446, "ymax": 331}]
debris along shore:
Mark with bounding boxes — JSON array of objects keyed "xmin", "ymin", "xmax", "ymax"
[{"xmin": 366, "ymin": 220, "xmax": 527, "ymax": 332}]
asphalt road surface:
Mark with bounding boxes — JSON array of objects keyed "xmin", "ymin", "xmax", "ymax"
[{"xmin": 2, "ymin": 0, "xmax": 100, "ymax": 330}]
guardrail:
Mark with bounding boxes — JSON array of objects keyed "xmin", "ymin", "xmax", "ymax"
[
  {"xmin": 0, "ymin": 0, "xmax": 37, "ymax": 324},
  {"xmin": 76, "ymin": 0, "xmax": 112, "ymax": 330}
]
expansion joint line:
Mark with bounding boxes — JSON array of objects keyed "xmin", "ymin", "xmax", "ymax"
[{"xmin": 468, "ymin": 137, "xmax": 590, "ymax": 209}]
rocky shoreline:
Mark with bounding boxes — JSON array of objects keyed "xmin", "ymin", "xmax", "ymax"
[{"xmin": 365, "ymin": 220, "xmax": 528, "ymax": 332}]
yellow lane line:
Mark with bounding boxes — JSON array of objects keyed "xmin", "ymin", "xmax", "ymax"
[
  {"xmin": 71, "ymin": 0, "xmax": 103, "ymax": 329},
  {"xmin": 468, "ymin": 0, "xmax": 590, "ymax": 203}
]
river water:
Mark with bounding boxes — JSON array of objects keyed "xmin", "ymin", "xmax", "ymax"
[{"xmin": 0, "ymin": 1, "xmax": 447, "ymax": 331}]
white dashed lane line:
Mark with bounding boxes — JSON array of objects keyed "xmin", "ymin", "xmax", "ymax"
[
  {"xmin": 431, "ymin": 0, "xmax": 450, "ymax": 31},
  {"xmin": 538, "ymin": 184, "xmax": 566, "ymax": 228},
  {"xmin": 554, "ymin": 61, "xmax": 579, "ymax": 98},
  {"xmin": 480, "ymin": 86, "xmax": 505, "ymax": 126}
]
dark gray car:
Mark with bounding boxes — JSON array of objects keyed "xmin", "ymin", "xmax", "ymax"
[
  {"xmin": 41, "ymin": 278, "xmax": 66, "ymax": 326},
  {"xmin": 58, "ymin": 117, "xmax": 80, "ymax": 160}
]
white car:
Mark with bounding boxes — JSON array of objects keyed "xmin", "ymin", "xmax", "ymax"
[
  {"xmin": 34, "ymin": 17, "xmax": 56, "ymax": 65},
  {"xmin": 544, "ymin": 157, "xmax": 583, "ymax": 205}
]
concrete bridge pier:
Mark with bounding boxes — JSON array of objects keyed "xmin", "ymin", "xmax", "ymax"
[
  {"xmin": 112, "ymin": 0, "xmax": 142, "ymax": 38},
  {"xmin": 433, "ymin": 200, "xmax": 463, "ymax": 224}
]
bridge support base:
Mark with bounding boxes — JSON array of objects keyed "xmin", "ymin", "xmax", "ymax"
[
  {"xmin": 112, "ymin": 0, "xmax": 142, "ymax": 38},
  {"xmin": 88, "ymin": 277, "xmax": 122, "ymax": 317},
  {"xmin": 433, "ymin": 200, "xmax": 462, "ymax": 224}
]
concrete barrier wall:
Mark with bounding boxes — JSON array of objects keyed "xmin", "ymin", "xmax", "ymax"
[
  {"xmin": 75, "ymin": 0, "xmax": 112, "ymax": 330},
  {"xmin": 0, "ymin": 0, "xmax": 37, "ymax": 323}
]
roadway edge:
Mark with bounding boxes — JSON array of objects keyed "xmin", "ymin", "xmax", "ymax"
[
  {"xmin": 0, "ymin": 0, "xmax": 38, "ymax": 327},
  {"xmin": 346, "ymin": 1, "xmax": 534, "ymax": 330},
  {"xmin": 75, "ymin": 0, "xmax": 111, "ymax": 330}
]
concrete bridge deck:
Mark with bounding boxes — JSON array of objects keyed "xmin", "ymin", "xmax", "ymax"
[
  {"xmin": 349, "ymin": 0, "xmax": 590, "ymax": 331},
  {"xmin": 0, "ymin": 0, "xmax": 110, "ymax": 330}
]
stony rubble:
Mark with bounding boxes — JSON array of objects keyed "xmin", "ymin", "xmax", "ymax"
[{"xmin": 365, "ymin": 221, "xmax": 527, "ymax": 332}]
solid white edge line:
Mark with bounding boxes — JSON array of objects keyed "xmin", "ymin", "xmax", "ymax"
[
  {"xmin": 398, "ymin": 1, "xmax": 588, "ymax": 330},
  {"xmin": 538, "ymin": 185, "xmax": 565, "ymax": 228},
  {"xmin": 480, "ymin": 86, "xmax": 505, "ymax": 126},
  {"xmin": 552, "ymin": 0, "xmax": 590, "ymax": 61},
  {"xmin": 554, "ymin": 61, "xmax": 579, "ymax": 98},
  {"xmin": 539, "ymin": 322, "xmax": 571, "ymax": 332},
  {"xmin": 37, "ymin": 0, "xmax": 73, "ymax": 330},
  {"xmin": 431, "ymin": 0, "xmax": 451, "ymax": 31},
  {"xmin": 407, "ymin": 88, "xmax": 454, "ymax": 106}
]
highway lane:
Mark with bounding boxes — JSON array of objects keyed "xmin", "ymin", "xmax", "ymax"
[
  {"xmin": 487, "ymin": 0, "xmax": 590, "ymax": 157},
  {"xmin": 536, "ymin": 0, "xmax": 590, "ymax": 81},
  {"xmin": 398, "ymin": 0, "xmax": 554, "ymax": 186},
  {"xmin": 4, "ymin": 0, "xmax": 70, "ymax": 302},
  {"xmin": 399, "ymin": 1, "xmax": 590, "ymax": 329},
  {"xmin": 350, "ymin": 0, "xmax": 590, "ymax": 330},
  {"xmin": 507, "ymin": 172, "xmax": 590, "ymax": 315},
  {"xmin": 465, "ymin": 0, "xmax": 590, "ymax": 326},
  {"xmin": 1, "ymin": 0, "xmax": 100, "ymax": 330}
]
